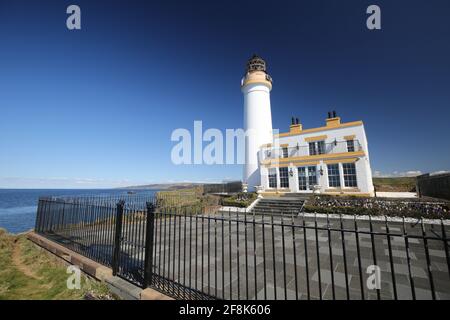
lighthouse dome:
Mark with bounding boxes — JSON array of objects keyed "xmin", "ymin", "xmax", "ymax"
[
  {"xmin": 246, "ymin": 54, "xmax": 267, "ymax": 73},
  {"xmin": 241, "ymin": 54, "xmax": 273, "ymax": 89}
]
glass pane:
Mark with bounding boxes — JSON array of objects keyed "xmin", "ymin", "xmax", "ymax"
[
  {"xmin": 317, "ymin": 141, "xmax": 325, "ymax": 154},
  {"xmin": 268, "ymin": 168, "xmax": 277, "ymax": 188},
  {"xmin": 327, "ymin": 164, "xmax": 341, "ymax": 187},
  {"xmin": 298, "ymin": 167, "xmax": 307, "ymax": 190},
  {"xmin": 279, "ymin": 167, "xmax": 289, "ymax": 188},
  {"xmin": 309, "ymin": 142, "xmax": 317, "ymax": 155},
  {"xmin": 343, "ymin": 163, "xmax": 357, "ymax": 187},
  {"xmin": 308, "ymin": 166, "xmax": 317, "ymax": 186},
  {"xmin": 347, "ymin": 140, "xmax": 355, "ymax": 152}
]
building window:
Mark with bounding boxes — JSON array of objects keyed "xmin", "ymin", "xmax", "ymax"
[
  {"xmin": 347, "ymin": 140, "xmax": 355, "ymax": 152},
  {"xmin": 309, "ymin": 142, "xmax": 317, "ymax": 155},
  {"xmin": 309, "ymin": 141, "xmax": 325, "ymax": 155},
  {"xmin": 298, "ymin": 167, "xmax": 307, "ymax": 190},
  {"xmin": 279, "ymin": 167, "xmax": 289, "ymax": 188},
  {"xmin": 343, "ymin": 163, "xmax": 357, "ymax": 187},
  {"xmin": 308, "ymin": 166, "xmax": 318, "ymax": 186},
  {"xmin": 298, "ymin": 166, "xmax": 317, "ymax": 191},
  {"xmin": 268, "ymin": 168, "xmax": 277, "ymax": 188},
  {"xmin": 317, "ymin": 141, "xmax": 325, "ymax": 154},
  {"xmin": 327, "ymin": 164, "xmax": 341, "ymax": 187},
  {"xmin": 282, "ymin": 147, "xmax": 288, "ymax": 158}
]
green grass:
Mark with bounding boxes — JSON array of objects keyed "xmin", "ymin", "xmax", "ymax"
[
  {"xmin": 156, "ymin": 187, "xmax": 202, "ymax": 207},
  {"xmin": 0, "ymin": 229, "xmax": 112, "ymax": 300},
  {"xmin": 373, "ymin": 177, "xmax": 416, "ymax": 192},
  {"xmin": 156, "ymin": 187, "xmax": 222, "ymax": 213}
]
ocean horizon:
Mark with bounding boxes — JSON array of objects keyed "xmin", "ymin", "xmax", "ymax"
[{"xmin": 0, "ymin": 188, "xmax": 159, "ymax": 234}]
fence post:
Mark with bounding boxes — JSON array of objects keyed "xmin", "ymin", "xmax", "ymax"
[
  {"xmin": 34, "ymin": 198, "xmax": 43, "ymax": 233},
  {"xmin": 112, "ymin": 200, "xmax": 125, "ymax": 276},
  {"xmin": 144, "ymin": 202, "xmax": 156, "ymax": 287}
]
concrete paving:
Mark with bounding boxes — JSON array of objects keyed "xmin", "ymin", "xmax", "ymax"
[
  {"xmin": 40, "ymin": 213, "xmax": 450, "ymax": 300},
  {"xmin": 376, "ymin": 192, "xmax": 417, "ymax": 198},
  {"xmin": 148, "ymin": 213, "xmax": 450, "ymax": 300}
]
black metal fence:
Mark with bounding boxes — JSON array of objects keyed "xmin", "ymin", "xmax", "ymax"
[
  {"xmin": 35, "ymin": 194, "xmax": 155, "ymax": 286},
  {"xmin": 35, "ymin": 195, "xmax": 450, "ymax": 300}
]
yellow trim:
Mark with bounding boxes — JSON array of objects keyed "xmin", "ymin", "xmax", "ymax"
[
  {"xmin": 261, "ymin": 150, "xmax": 365, "ymax": 165},
  {"xmin": 292, "ymin": 160, "xmax": 319, "ymax": 167},
  {"xmin": 305, "ymin": 135, "xmax": 327, "ymax": 142},
  {"xmin": 261, "ymin": 143, "xmax": 272, "ymax": 148},
  {"xmin": 241, "ymin": 80, "xmax": 272, "ymax": 90},
  {"xmin": 280, "ymin": 143, "xmax": 289, "ymax": 147},
  {"xmin": 275, "ymin": 120, "xmax": 363, "ymax": 138},
  {"xmin": 267, "ymin": 160, "xmax": 319, "ymax": 168},
  {"xmin": 344, "ymin": 135, "xmax": 356, "ymax": 140},
  {"xmin": 323, "ymin": 158, "xmax": 358, "ymax": 164}
]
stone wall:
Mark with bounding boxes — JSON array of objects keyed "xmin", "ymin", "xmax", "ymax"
[{"xmin": 416, "ymin": 173, "xmax": 450, "ymax": 200}]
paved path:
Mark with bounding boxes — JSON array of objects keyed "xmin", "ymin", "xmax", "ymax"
[
  {"xmin": 150, "ymin": 213, "xmax": 450, "ymax": 300},
  {"xmin": 47, "ymin": 212, "xmax": 450, "ymax": 300},
  {"xmin": 375, "ymin": 192, "xmax": 417, "ymax": 198}
]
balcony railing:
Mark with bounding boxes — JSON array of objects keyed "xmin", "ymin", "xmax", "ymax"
[{"xmin": 261, "ymin": 140, "xmax": 362, "ymax": 161}]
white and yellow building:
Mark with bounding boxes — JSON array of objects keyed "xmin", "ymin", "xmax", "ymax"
[{"xmin": 241, "ymin": 55, "xmax": 375, "ymax": 196}]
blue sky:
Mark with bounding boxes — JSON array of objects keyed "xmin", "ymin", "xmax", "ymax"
[{"xmin": 0, "ymin": 0, "xmax": 449, "ymax": 188}]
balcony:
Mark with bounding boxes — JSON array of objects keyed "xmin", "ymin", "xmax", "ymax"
[{"xmin": 260, "ymin": 140, "xmax": 363, "ymax": 162}]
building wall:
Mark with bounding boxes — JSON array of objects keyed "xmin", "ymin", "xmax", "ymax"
[
  {"xmin": 275, "ymin": 123, "xmax": 367, "ymax": 150},
  {"xmin": 259, "ymin": 121, "xmax": 374, "ymax": 196},
  {"xmin": 242, "ymin": 83, "xmax": 273, "ymax": 190}
]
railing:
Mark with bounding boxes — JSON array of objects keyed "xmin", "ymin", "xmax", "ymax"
[
  {"xmin": 261, "ymin": 140, "xmax": 362, "ymax": 161},
  {"xmin": 34, "ymin": 195, "xmax": 450, "ymax": 300},
  {"xmin": 35, "ymin": 196, "xmax": 120, "ymax": 269}
]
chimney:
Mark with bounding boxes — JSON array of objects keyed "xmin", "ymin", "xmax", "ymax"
[
  {"xmin": 291, "ymin": 117, "xmax": 295, "ymax": 125},
  {"xmin": 289, "ymin": 117, "xmax": 302, "ymax": 133},
  {"xmin": 326, "ymin": 110, "xmax": 341, "ymax": 128}
]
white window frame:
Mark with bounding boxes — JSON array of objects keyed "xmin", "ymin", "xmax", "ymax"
[
  {"xmin": 327, "ymin": 163, "xmax": 341, "ymax": 188},
  {"xmin": 268, "ymin": 168, "xmax": 277, "ymax": 189},
  {"xmin": 342, "ymin": 162, "xmax": 358, "ymax": 188}
]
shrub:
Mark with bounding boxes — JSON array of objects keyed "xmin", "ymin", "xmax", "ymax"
[
  {"xmin": 304, "ymin": 195, "xmax": 450, "ymax": 219},
  {"xmin": 221, "ymin": 193, "xmax": 257, "ymax": 208}
]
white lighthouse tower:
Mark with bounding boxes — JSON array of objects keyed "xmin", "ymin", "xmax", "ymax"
[{"xmin": 241, "ymin": 55, "xmax": 274, "ymax": 191}]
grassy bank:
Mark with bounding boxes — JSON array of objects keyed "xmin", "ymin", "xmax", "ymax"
[
  {"xmin": 156, "ymin": 187, "xmax": 221, "ymax": 212},
  {"xmin": 0, "ymin": 229, "xmax": 113, "ymax": 300},
  {"xmin": 373, "ymin": 177, "xmax": 416, "ymax": 192}
]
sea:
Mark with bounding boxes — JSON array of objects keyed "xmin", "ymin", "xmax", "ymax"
[{"xmin": 0, "ymin": 189, "xmax": 158, "ymax": 234}]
